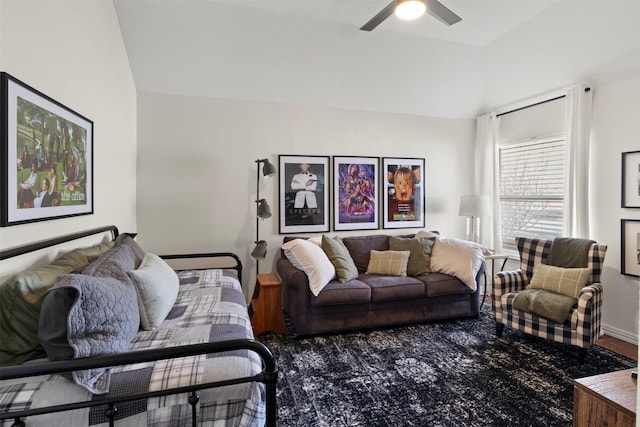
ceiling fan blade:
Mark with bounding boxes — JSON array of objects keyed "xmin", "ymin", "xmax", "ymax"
[
  {"xmin": 425, "ymin": 0, "xmax": 461, "ymax": 26},
  {"xmin": 360, "ymin": 1, "xmax": 396, "ymax": 32}
]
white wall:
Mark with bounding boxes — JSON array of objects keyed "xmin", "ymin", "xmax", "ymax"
[
  {"xmin": 136, "ymin": 92, "xmax": 475, "ymax": 299},
  {"xmin": 0, "ymin": 1, "xmax": 137, "ymax": 279},
  {"xmin": 591, "ymin": 74, "xmax": 640, "ymax": 343}
]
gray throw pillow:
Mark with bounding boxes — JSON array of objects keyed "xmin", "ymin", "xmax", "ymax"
[
  {"xmin": 321, "ymin": 235, "xmax": 359, "ymax": 283},
  {"xmin": 38, "ymin": 274, "xmax": 139, "ymax": 394}
]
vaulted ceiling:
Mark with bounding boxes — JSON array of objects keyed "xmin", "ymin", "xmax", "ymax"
[{"xmin": 114, "ymin": 0, "xmax": 640, "ymax": 119}]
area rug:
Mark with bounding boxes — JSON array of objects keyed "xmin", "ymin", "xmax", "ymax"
[{"xmin": 258, "ymin": 305, "xmax": 635, "ymax": 427}]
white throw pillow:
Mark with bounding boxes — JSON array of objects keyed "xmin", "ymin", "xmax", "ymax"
[
  {"xmin": 282, "ymin": 238, "xmax": 335, "ymax": 296},
  {"xmin": 127, "ymin": 253, "xmax": 179, "ymax": 330},
  {"xmin": 429, "ymin": 237, "xmax": 487, "ymax": 291}
]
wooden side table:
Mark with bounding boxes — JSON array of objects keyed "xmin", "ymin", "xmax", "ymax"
[
  {"xmin": 250, "ymin": 273, "xmax": 288, "ymax": 336},
  {"xmin": 573, "ymin": 368, "xmax": 637, "ymax": 427}
]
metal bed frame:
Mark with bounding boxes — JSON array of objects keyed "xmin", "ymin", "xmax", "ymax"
[{"xmin": 0, "ymin": 226, "xmax": 277, "ymax": 427}]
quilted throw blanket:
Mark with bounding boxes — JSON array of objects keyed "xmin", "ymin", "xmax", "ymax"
[{"xmin": 0, "ymin": 270, "xmax": 265, "ymax": 427}]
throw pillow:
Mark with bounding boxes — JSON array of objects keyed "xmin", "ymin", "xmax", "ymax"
[
  {"xmin": 366, "ymin": 250, "xmax": 411, "ymax": 277},
  {"xmin": 114, "ymin": 233, "xmax": 146, "ymax": 269},
  {"xmin": 0, "ymin": 250, "xmax": 91, "ymax": 366},
  {"xmin": 527, "ymin": 263, "xmax": 592, "ymax": 299},
  {"xmin": 38, "ymin": 274, "xmax": 139, "ymax": 394},
  {"xmin": 82, "ymin": 243, "xmax": 137, "ymax": 283},
  {"xmin": 388, "ymin": 236, "xmax": 435, "ymax": 276},
  {"xmin": 127, "ymin": 253, "xmax": 180, "ymax": 330},
  {"xmin": 429, "ymin": 237, "xmax": 486, "ymax": 290},
  {"xmin": 321, "ymin": 235, "xmax": 359, "ymax": 283},
  {"xmin": 282, "ymin": 238, "xmax": 336, "ymax": 296}
]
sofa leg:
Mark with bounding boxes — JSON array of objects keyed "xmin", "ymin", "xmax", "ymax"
[{"xmin": 496, "ymin": 323, "xmax": 504, "ymax": 337}]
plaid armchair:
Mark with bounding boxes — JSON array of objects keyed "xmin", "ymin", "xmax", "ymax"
[{"xmin": 492, "ymin": 237, "xmax": 607, "ymax": 350}]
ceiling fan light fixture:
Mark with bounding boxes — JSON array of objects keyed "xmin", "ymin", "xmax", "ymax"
[{"xmin": 395, "ymin": 0, "xmax": 426, "ymax": 21}]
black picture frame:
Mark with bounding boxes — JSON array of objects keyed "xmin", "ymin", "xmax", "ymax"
[
  {"xmin": 621, "ymin": 219, "xmax": 640, "ymax": 277},
  {"xmin": 382, "ymin": 157, "xmax": 425, "ymax": 229},
  {"xmin": 333, "ymin": 156, "xmax": 380, "ymax": 231},
  {"xmin": 621, "ymin": 150, "xmax": 640, "ymax": 208},
  {"xmin": 1, "ymin": 72, "xmax": 93, "ymax": 226},
  {"xmin": 278, "ymin": 155, "xmax": 330, "ymax": 234}
]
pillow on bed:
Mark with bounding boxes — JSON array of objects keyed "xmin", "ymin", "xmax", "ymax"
[
  {"xmin": 38, "ymin": 273, "xmax": 139, "ymax": 394},
  {"xmin": 113, "ymin": 233, "xmax": 145, "ymax": 269},
  {"xmin": 82, "ymin": 243, "xmax": 137, "ymax": 282},
  {"xmin": 128, "ymin": 253, "xmax": 179, "ymax": 330},
  {"xmin": 282, "ymin": 238, "xmax": 335, "ymax": 296},
  {"xmin": 0, "ymin": 250, "xmax": 91, "ymax": 366}
]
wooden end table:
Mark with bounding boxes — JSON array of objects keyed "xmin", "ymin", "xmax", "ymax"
[
  {"xmin": 250, "ymin": 273, "xmax": 288, "ymax": 336},
  {"xmin": 573, "ymin": 368, "xmax": 637, "ymax": 426}
]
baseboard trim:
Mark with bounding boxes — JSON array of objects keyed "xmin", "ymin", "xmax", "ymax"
[{"xmin": 602, "ymin": 323, "xmax": 639, "ymax": 345}]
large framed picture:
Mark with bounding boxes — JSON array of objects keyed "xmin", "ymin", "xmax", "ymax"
[
  {"xmin": 621, "ymin": 150, "xmax": 640, "ymax": 208},
  {"xmin": 1, "ymin": 72, "xmax": 93, "ymax": 226},
  {"xmin": 333, "ymin": 156, "xmax": 379, "ymax": 231},
  {"xmin": 279, "ymin": 155, "xmax": 330, "ymax": 234},
  {"xmin": 382, "ymin": 157, "xmax": 425, "ymax": 229},
  {"xmin": 621, "ymin": 219, "xmax": 640, "ymax": 277}
]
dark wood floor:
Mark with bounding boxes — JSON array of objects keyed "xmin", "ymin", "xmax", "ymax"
[{"xmin": 596, "ymin": 335, "xmax": 638, "ymax": 361}]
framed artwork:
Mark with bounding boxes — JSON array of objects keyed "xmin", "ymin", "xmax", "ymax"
[
  {"xmin": 622, "ymin": 150, "xmax": 640, "ymax": 208},
  {"xmin": 621, "ymin": 219, "xmax": 640, "ymax": 277},
  {"xmin": 279, "ymin": 155, "xmax": 330, "ymax": 234},
  {"xmin": 382, "ymin": 157, "xmax": 425, "ymax": 229},
  {"xmin": 1, "ymin": 72, "xmax": 93, "ymax": 226},
  {"xmin": 333, "ymin": 156, "xmax": 379, "ymax": 231}
]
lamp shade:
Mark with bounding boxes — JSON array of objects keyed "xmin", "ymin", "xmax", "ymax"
[
  {"xmin": 251, "ymin": 240, "xmax": 268, "ymax": 260},
  {"xmin": 395, "ymin": 0, "xmax": 426, "ymax": 20},
  {"xmin": 261, "ymin": 159, "xmax": 277, "ymax": 177},
  {"xmin": 459, "ymin": 195, "xmax": 492, "ymax": 217},
  {"xmin": 256, "ymin": 199, "xmax": 272, "ymax": 219}
]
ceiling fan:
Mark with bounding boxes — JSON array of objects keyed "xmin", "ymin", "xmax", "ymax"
[{"xmin": 360, "ymin": 0, "xmax": 462, "ymax": 32}]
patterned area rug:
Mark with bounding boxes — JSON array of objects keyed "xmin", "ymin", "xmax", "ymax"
[{"xmin": 258, "ymin": 305, "xmax": 635, "ymax": 427}]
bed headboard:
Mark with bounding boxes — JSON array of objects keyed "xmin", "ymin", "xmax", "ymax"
[{"xmin": 0, "ymin": 225, "xmax": 120, "ymax": 261}]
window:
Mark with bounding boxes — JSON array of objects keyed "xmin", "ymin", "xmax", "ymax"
[{"xmin": 499, "ymin": 137, "xmax": 565, "ymax": 252}]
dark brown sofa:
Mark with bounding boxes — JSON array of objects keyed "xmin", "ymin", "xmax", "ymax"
[{"xmin": 276, "ymin": 234, "xmax": 485, "ymax": 336}]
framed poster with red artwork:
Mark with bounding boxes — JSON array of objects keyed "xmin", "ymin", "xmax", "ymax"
[{"xmin": 382, "ymin": 157, "xmax": 425, "ymax": 229}]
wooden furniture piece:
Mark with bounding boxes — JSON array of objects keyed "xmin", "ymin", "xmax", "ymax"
[
  {"xmin": 573, "ymin": 368, "xmax": 637, "ymax": 427},
  {"xmin": 251, "ymin": 273, "xmax": 288, "ymax": 335}
]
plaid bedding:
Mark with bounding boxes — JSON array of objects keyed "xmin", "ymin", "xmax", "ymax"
[{"xmin": 0, "ymin": 269, "xmax": 265, "ymax": 427}]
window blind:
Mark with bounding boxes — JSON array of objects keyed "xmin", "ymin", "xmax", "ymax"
[{"xmin": 499, "ymin": 138, "xmax": 565, "ymax": 251}]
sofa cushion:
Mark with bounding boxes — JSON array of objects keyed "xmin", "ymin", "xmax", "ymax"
[
  {"xmin": 421, "ymin": 272, "xmax": 474, "ymax": 297},
  {"xmin": 282, "ymin": 238, "xmax": 335, "ymax": 296},
  {"xmin": 321, "ymin": 235, "xmax": 359, "ymax": 283},
  {"xmin": 310, "ymin": 278, "xmax": 372, "ymax": 307},
  {"xmin": 361, "ymin": 274, "xmax": 425, "ymax": 302},
  {"xmin": 342, "ymin": 234, "xmax": 390, "ymax": 273},
  {"xmin": 366, "ymin": 250, "xmax": 411, "ymax": 277},
  {"xmin": 127, "ymin": 253, "xmax": 179, "ymax": 330},
  {"xmin": 388, "ymin": 236, "xmax": 435, "ymax": 276},
  {"xmin": 527, "ymin": 263, "xmax": 591, "ymax": 299},
  {"xmin": 38, "ymin": 273, "xmax": 139, "ymax": 394}
]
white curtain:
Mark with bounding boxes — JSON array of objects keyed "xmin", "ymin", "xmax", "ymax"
[
  {"xmin": 474, "ymin": 112, "xmax": 501, "ymax": 250},
  {"xmin": 564, "ymin": 86, "xmax": 593, "ymax": 238}
]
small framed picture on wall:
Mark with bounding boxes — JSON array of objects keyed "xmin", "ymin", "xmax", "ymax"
[
  {"xmin": 382, "ymin": 157, "xmax": 425, "ymax": 229},
  {"xmin": 622, "ymin": 150, "xmax": 640, "ymax": 208},
  {"xmin": 333, "ymin": 156, "xmax": 379, "ymax": 231},
  {"xmin": 278, "ymin": 155, "xmax": 330, "ymax": 234},
  {"xmin": 621, "ymin": 219, "xmax": 640, "ymax": 277}
]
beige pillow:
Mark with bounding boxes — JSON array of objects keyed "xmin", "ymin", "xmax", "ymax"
[
  {"xmin": 321, "ymin": 235, "xmax": 359, "ymax": 283},
  {"xmin": 127, "ymin": 253, "xmax": 180, "ymax": 330},
  {"xmin": 527, "ymin": 263, "xmax": 592, "ymax": 299},
  {"xmin": 389, "ymin": 236, "xmax": 434, "ymax": 276},
  {"xmin": 366, "ymin": 250, "xmax": 411, "ymax": 277},
  {"xmin": 282, "ymin": 238, "xmax": 336, "ymax": 296},
  {"xmin": 430, "ymin": 237, "xmax": 485, "ymax": 291}
]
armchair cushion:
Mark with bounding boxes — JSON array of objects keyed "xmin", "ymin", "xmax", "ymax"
[{"xmin": 527, "ymin": 263, "xmax": 592, "ymax": 299}]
